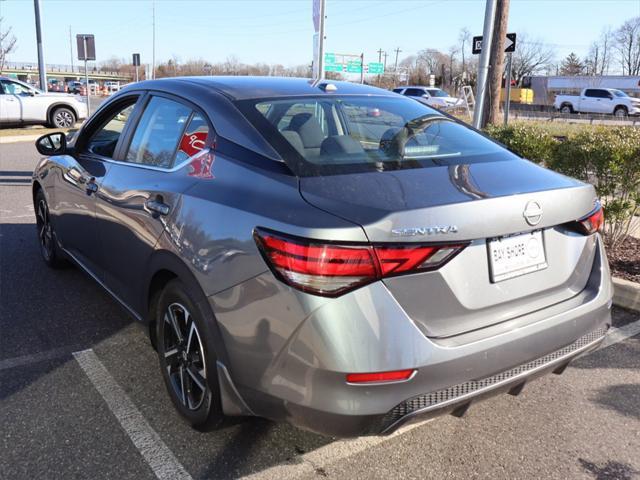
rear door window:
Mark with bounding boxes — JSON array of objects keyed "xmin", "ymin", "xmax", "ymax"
[
  {"xmin": 404, "ymin": 88, "xmax": 426, "ymax": 97},
  {"xmin": 125, "ymin": 96, "xmax": 192, "ymax": 168}
]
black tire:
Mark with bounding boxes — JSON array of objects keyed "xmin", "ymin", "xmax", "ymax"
[
  {"xmin": 614, "ymin": 106, "xmax": 628, "ymax": 118},
  {"xmin": 156, "ymin": 279, "xmax": 224, "ymax": 430},
  {"xmin": 34, "ymin": 189, "xmax": 67, "ymax": 268},
  {"xmin": 560, "ymin": 104, "xmax": 573, "ymax": 114},
  {"xmin": 49, "ymin": 107, "xmax": 76, "ymax": 128}
]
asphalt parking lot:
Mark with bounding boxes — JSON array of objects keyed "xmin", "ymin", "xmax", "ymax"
[{"xmin": 1, "ymin": 140, "xmax": 639, "ymax": 480}]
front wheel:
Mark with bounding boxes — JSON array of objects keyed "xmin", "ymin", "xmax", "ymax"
[
  {"xmin": 34, "ymin": 189, "xmax": 67, "ymax": 268},
  {"xmin": 614, "ymin": 106, "xmax": 628, "ymax": 118},
  {"xmin": 560, "ymin": 104, "xmax": 573, "ymax": 114},
  {"xmin": 50, "ymin": 107, "xmax": 76, "ymax": 128},
  {"xmin": 156, "ymin": 279, "xmax": 224, "ymax": 430}
]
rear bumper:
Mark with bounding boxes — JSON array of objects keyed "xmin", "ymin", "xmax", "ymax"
[{"xmin": 213, "ymin": 235, "xmax": 613, "ymax": 437}]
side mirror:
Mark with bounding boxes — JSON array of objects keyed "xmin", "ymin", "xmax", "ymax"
[
  {"xmin": 28, "ymin": 90, "xmax": 36, "ymax": 96},
  {"xmin": 36, "ymin": 132, "xmax": 67, "ymax": 156}
]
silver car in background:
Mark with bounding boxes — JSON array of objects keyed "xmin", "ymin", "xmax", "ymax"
[{"xmin": 32, "ymin": 77, "xmax": 612, "ymax": 437}]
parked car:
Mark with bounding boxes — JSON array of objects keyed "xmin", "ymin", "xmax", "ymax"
[
  {"xmin": 104, "ymin": 81, "xmax": 121, "ymax": 93},
  {"xmin": 32, "ymin": 77, "xmax": 612, "ymax": 437},
  {"xmin": 554, "ymin": 88, "xmax": 640, "ymax": 117},
  {"xmin": 393, "ymin": 86, "xmax": 464, "ymax": 109},
  {"xmin": 47, "ymin": 78, "xmax": 65, "ymax": 92},
  {"xmin": 0, "ymin": 77, "xmax": 88, "ymax": 128},
  {"xmin": 67, "ymin": 81, "xmax": 83, "ymax": 94}
]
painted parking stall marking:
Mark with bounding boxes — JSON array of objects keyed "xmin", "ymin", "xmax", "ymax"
[{"xmin": 73, "ymin": 349, "xmax": 193, "ymax": 480}]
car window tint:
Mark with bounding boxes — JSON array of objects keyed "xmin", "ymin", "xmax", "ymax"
[
  {"xmin": 275, "ymin": 101, "xmax": 328, "ymax": 133},
  {"xmin": 85, "ymin": 101, "xmax": 137, "ymax": 158},
  {"xmin": 126, "ymin": 96, "xmax": 192, "ymax": 168},
  {"xmin": 405, "ymin": 88, "xmax": 426, "ymax": 97},
  {"xmin": 1, "ymin": 81, "xmax": 31, "ymax": 95},
  {"xmin": 584, "ymin": 89, "xmax": 596, "ymax": 98},
  {"xmin": 174, "ymin": 113, "xmax": 210, "ymax": 164}
]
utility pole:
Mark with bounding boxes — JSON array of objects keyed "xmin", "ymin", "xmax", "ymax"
[
  {"xmin": 360, "ymin": 53, "xmax": 365, "ymax": 84},
  {"xmin": 152, "ymin": 0, "xmax": 156, "ymax": 80},
  {"xmin": 472, "ymin": 0, "xmax": 497, "ymax": 129},
  {"xmin": 484, "ymin": 0, "xmax": 510, "ymax": 126},
  {"xmin": 383, "ymin": 51, "xmax": 388, "ymax": 71},
  {"xmin": 33, "ymin": 0, "xmax": 47, "ymax": 92},
  {"xmin": 503, "ymin": 51, "xmax": 513, "ymax": 124},
  {"xmin": 377, "ymin": 48, "xmax": 383, "ymax": 62},
  {"xmin": 69, "ymin": 26, "xmax": 74, "ymax": 72},
  {"xmin": 318, "ymin": 0, "xmax": 326, "ymax": 79},
  {"xmin": 393, "ymin": 47, "xmax": 402, "ymax": 72}
]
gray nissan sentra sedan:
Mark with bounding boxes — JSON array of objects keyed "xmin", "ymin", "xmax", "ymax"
[{"xmin": 32, "ymin": 77, "xmax": 612, "ymax": 437}]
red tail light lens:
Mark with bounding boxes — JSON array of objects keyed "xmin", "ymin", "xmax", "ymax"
[
  {"xmin": 346, "ymin": 369, "xmax": 416, "ymax": 384},
  {"xmin": 254, "ymin": 228, "xmax": 467, "ymax": 297},
  {"xmin": 571, "ymin": 203, "xmax": 604, "ymax": 235}
]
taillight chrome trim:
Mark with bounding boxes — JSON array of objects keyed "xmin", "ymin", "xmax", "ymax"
[{"xmin": 254, "ymin": 227, "xmax": 469, "ymax": 297}]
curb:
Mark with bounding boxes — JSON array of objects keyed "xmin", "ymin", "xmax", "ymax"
[
  {"xmin": 0, "ymin": 135, "xmax": 41, "ymax": 144},
  {"xmin": 613, "ymin": 277, "xmax": 640, "ymax": 312}
]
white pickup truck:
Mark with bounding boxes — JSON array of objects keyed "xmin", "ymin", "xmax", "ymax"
[{"xmin": 554, "ymin": 88, "xmax": 640, "ymax": 117}]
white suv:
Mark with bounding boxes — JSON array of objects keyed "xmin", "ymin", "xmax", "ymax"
[
  {"xmin": 0, "ymin": 77, "xmax": 88, "ymax": 128},
  {"xmin": 393, "ymin": 86, "xmax": 464, "ymax": 110}
]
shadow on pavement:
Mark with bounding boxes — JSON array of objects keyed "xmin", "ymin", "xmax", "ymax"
[
  {"xmin": 590, "ymin": 383, "xmax": 640, "ymax": 421},
  {"xmin": 579, "ymin": 458, "xmax": 640, "ymax": 480}
]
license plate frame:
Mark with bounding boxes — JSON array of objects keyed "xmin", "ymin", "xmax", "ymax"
[{"xmin": 487, "ymin": 230, "xmax": 548, "ymax": 283}]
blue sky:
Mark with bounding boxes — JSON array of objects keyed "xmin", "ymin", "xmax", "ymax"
[{"xmin": 2, "ymin": 0, "xmax": 640, "ymax": 69}]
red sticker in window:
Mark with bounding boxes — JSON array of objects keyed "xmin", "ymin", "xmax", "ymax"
[
  {"xmin": 188, "ymin": 148, "xmax": 215, "ymax": 179},
  {"xmin": 179, "ymin": 130, "xmax": 208, "ymax": 157}
]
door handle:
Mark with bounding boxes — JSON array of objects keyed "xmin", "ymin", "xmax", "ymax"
[{"xmin": 145, "ymin": 198, "xmax": 170, "ymax": 216}]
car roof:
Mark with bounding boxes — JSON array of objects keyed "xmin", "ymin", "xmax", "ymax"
[{"xmin": 123, "ymin": 76, "xmax": 396, "ymax": 101}]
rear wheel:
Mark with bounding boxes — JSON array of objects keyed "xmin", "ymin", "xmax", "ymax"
[
  {"xmin": 614, "ymin": 106, "xmax": 628, "ymax": 118},
  {"xmin": 34, "ymin": 189, "xmax": 66, "ymax": 268},
  {"xmin": 560, "ymin": 104, "xmax": 573, "ymax": 114},
  {"xmin": 156, "ymin": 279, "xmax": 224, "ymax": 430},
  {"xmin": 50, "ymin": 107, "xmax": 76, "ymax": 128}
]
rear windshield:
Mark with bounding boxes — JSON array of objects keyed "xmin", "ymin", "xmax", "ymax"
[
  {"xmin": 236, "ymin": 95, "xmax": 510, "ymax": 176},
  {"xmin": 427, "ymin": 89, "xmax": 448, "ymax": 97}
]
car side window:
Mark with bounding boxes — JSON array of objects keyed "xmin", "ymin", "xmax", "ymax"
[
  {"xmin": 125, "ymin": 96, "xmax": 192, "ymax": 168},
  {"xmin": 174, "ymin": 113, "xmax": 210, "ymax": 164},
  {"xmin": 584, "ymin": 89, "xmax": 596, "ymax": 98},
  {"xmin": 1, "ymin": 80, "xmax": 31, "ymax": 96},
  {"xmin": 405, "ymin": 88, "xmax": 426, "ymax": 97},
  {"xmin": 85, "ymin": 100, "xmax": 137, "ymax": 158}
]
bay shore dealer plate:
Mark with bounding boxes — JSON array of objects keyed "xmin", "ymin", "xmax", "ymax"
[{"xmin": 488, "ymin": 230, "xmax": 548, "ymax": 282}]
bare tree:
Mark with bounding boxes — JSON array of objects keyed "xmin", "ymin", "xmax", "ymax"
[
  {"xmin": 585, "ymin": 28, "xmax": 613, "ymax": 75},
  {"xmin": 0, "ymin": 17, "xmax": 17, "ymax": 73},
  {"xmin": 614, "ymin": 17, "xmax": 640, "ymax": 75},
  {"xmin": 510, "ymin": 34, "xmax": 555, "ymax": 84},
  {"xmin": 458, "ymin": 27, "xmax": 471, "ymax": 79}
]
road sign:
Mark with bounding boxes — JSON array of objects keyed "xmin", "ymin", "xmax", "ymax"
[
  {"xmin": 324, "ymin": 63, "xmax": 344, "ymax": 72},
  {"xmin": 324, "ymin": 52, "xmax": 336, "ymax": 64},
  {"xmin": 132, "ymin": 53, "xmax": 141, "ymax": 66},
  {"xmin": 472, "ymin": 32, "xmax": 516, "ymax": 54},
  {"xmin": 76, "ymin": 34, "xmax": 96, "ymax": 61},
  {"xmin": 346, "ymin": 60, "xmax": 362, "ymax": 73},
  {"xmin": 368, "ymin": 62, "xmax": 384, "ymax": 74}
]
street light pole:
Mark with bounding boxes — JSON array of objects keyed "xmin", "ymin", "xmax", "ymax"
[{"xmin": 33, "ymin": 0, "xmax": 47, "ymax": 92}]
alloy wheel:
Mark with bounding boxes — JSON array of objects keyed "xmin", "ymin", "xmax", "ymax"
[
  {"xmin": 53, "ymin": 110, "xmax": 74, "ymax": 128},
  {"xmin": 163, "ymin": 303, "xmax": 208, "ymax": 410},
  {"xmin": 36, "ymin": 199, "xmax": 54, "ymax": 261}
]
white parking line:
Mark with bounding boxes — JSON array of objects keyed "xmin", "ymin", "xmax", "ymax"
[
  {"xmin": 600, "ymin": 318, "xmax": 640, "ymax": 349},
  {"xmin": 73, "ymin": 349, "xmax": 193, "ymax": 480},
  {"xmin": 0, "ymin": 346, "xmax": 78, "ymax": 371}
]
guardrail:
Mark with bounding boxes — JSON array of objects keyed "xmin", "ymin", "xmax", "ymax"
[{"xmin": 2, "ymin": 61, "xmax": 130, "ymax": 80}]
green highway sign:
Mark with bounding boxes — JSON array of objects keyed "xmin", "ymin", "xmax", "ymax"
[
  {"xmin": 368, "ymin": 62, "xmax": 384, "ymax": 74},
  {"xmin": 324, "ymin": 52, "xmax": 336, "ymax": 64},
  {"xmin": 346, "ymin": 60, "xmax": 362, "ymax": 73},
  {"xmin": 324, "ymin": 63, "xmax": 344, "ymax": 72}
]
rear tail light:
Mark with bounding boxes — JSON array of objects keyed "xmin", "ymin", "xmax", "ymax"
[
  {"xmin": 570, "ymin": 202, "xmax": 604, "ymax": 235},
  {"xmin": 254, "ymin": 228, "xmax": 467, "ymax": 297},
  {"xmin": 346, "ymin": 369, "xmax": 416, "ymax": 384}
]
